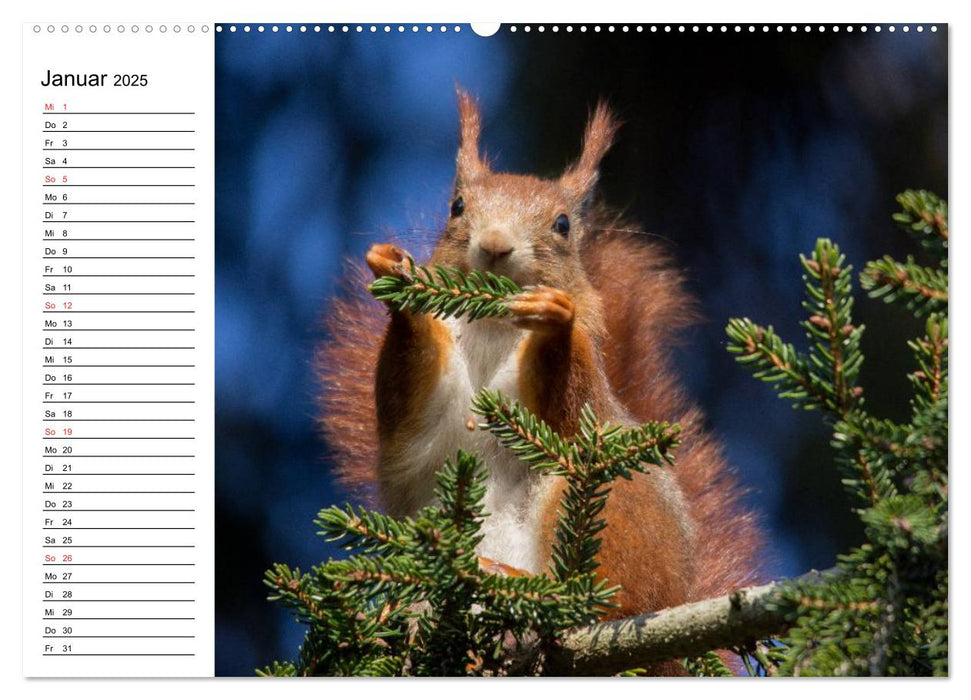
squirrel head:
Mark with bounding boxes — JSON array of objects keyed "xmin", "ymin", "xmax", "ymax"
[{"xmin": 431, "ymin": 88, "xmax": 620, "ymax": 293}]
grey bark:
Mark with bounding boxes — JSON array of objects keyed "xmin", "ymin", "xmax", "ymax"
[{"xmin": 546, "ymin": 569, "xmax": 832, "ymax": 676}]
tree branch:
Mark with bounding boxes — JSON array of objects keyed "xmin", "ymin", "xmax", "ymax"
[{"xmin": 546, "ymin": 569, "xmax": 832, "ymax": 676}]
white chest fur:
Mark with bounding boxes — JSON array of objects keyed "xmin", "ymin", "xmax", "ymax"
[{"xmin": 392, "ymin": 317, "xmax": 553, "ymax": 574}]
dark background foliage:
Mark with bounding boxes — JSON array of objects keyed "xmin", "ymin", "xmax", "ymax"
[{"xmin": 214, "ymin": 24, "xmax": 946, "ymax": 675}]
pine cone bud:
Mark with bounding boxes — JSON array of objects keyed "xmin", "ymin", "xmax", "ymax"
[{"xmin": 808, "ymin": 315, "xmax": 831, "ymax": 331}]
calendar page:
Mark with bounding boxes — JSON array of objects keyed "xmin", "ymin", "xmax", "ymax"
[
  {"xmin": 18, "ymin": 13, "xmax": 952, "ymax": 683},
  {"xmin": 22, "ymin": 22, "xmax": 215, "ymax": 677}
]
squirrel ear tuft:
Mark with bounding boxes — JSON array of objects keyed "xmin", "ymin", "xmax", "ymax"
[
  {"xmin": 455, "ymin": 86, "xmax": 488, "ymax": 185},
  {"xmin": 561, "ymin": 101, "xmax": 620, "ymax": 201}
]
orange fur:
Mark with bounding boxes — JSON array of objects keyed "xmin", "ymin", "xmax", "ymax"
[
  {"xmin": 315, "ymin": 94, "xmax": 763, "ymax": 674},
  {"xmin": 315, "ymin": 262, "xmax": 383, "ymax": 500},
  {"xmin": 582, "ymin": 225, "xmax": 763, "ymax": 601},
  {"xmin": 316, "ymin": 229, "xmax": 763, "ymax": 598}
]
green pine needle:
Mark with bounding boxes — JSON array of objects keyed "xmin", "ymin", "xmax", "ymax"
[
  {"xmin": 728, "ymin": 191, "xmax": 948, "ymax": 677},
  {"xmin": 892, "ymin": 189, "xmax": 948, "ymax": 259},
  {"xmin": 264, "ymin": 189, "xmax": 947, "ymax": 677},
  {"xmin": 861, "ymin": 256, "xmax": 948, "ymax": 316},
  {"xmin": 369, "ymin": 256, "xmax": 522, "ymax": 321},
  {"xmin": 683, "ymin": 651, "xmax": 734, "ymax": 677}
]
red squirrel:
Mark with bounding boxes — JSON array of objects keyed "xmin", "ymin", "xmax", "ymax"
[{"xmin": 317, "ymin": 90, "xmax": 761, "ymax": 621}]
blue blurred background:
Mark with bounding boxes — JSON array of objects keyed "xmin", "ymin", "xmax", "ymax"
[{"xmin": 214, "ymin": 25, "xmax": 947, "ymax": 675}]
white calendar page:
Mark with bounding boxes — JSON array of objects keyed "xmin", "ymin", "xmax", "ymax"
[
  {"xmin": 5, "ymin": 0, "xmax": 966, "ymax": 693},
  {"xmin": 21, "ymin": 23, "xmax": 215, "ymax": 678}
]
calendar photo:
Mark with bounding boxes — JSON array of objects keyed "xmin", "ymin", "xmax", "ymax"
[
  {"xmin": 20, "ymin": 18, "xmax": 949, "ymax": 681},
  {"xmin": 212, "ymin": 24, "xmax": 947, "ymax": 676}
]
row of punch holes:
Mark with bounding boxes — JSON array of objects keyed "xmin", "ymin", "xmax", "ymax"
[
  {"xmin": 34, "ymin": 24, "xmax": 208, "ymax": 33},
  {"xmin": 214, "ymin": 24, "xmax": 939, "ymax": 35},
  {"xmin": 33, "ymin": 24, "xmax": 940, "ymax": 35}
]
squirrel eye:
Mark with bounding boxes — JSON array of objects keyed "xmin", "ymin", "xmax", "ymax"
[
  {"xmin": 552, "ymin": 213, "xmax": 570, "ymax": 236},
  {"xmin": 450, "ymin": 196, "xmax": 465, "ymax": 218}
]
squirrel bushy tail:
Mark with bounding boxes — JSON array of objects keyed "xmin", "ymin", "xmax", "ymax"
[
  {"xmin": 316, "ymin": 221, "xmax": 762, "ymax": 603},
  {"xmin": 581, "ymin": 213, "xmax": 763, "ymax": 600},
  {"xmin": 315, "ymin": 260, "xmax": 384, "ymax": 503}
]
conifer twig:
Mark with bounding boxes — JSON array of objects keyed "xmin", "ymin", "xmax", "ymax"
[
  {"xmin": 546, "ymin": 569, "xmax": 832, "ymax": 676},
  {"xmin": 369, "ymin": 257, "xmax": 522, "ymax": 321}
]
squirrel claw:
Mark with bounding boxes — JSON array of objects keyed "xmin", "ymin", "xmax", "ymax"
[
  {"xmin": 366, "ymin": 243, "xmax": 408, "ymax": 279},
  {"xmin": 507, "ymin": 286, "xmax": 575, "ymax": 332},
  {"xmin": 477, "ymin": 556, "xmax": 529, "ymax": 577}
]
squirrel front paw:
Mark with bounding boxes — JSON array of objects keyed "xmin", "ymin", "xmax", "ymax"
[
  {"xmin": 366, "ymin": 243, "xmax": 409, "ymax": 279},
  {"xmin": 507, "ymin": 286, "xmax": 575, "ymax": 333}
]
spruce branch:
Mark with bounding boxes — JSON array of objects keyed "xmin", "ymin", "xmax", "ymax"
[
  {"xmin": 369, "ymin": 256, "xmax": 522, "ymax": 321},
  {"xmin": 861, "ymin": 256, "xmax": 948, "ymax": 316},
  {"xmin": 546, "ymin": 569, "xmax": 832, "ymax": 675},
  {"xmin": 728, "ymin": 239, "xmax": 864, "ymax": 417},
  {"xmin": 470, "ymin": 389, "xmax": 577, "ymax": 475},
  {"xmin": 724, "ymin": 191, "xmax": 947, "ymax": 676},
  {"xmin": 908, "ymin": 314, "xmax": 948, "ymax": 410},
  {"xmin": 471, "ymin": 389, "xmax": 679, "ymax": 584},
  {"xmin": 682, "ymin": 651, "xmax": 734, "ymax": 677},
  {"xmin": 435, "ymin": 451, "xmax": 489, "ymax": 543},
  {"xmin": 725, "ymin": 318, "xmax": 829, "ymax": 410},
  {"xmin": 892, "ymin": 189, "xmax": 948, "ymax": 258},
  {"xmin": 800, "ymin": 239, "xmax": 864, "ymax": 413},
  {"xmin": 266, "ymin": 188, "xmax": 946, "ymax": 676},
  {"xmin": 315, "ymin": 504, "xmax": 409, "ymax": 555}
]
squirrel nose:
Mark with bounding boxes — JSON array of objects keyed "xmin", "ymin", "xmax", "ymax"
[{"xmin": 478, "ymin": 230, "xmax": 515, "ymax": 260}]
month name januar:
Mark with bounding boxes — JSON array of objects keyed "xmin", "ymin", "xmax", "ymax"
[{"xmin": 41, "ymin": 69, "xmax": 108, "ymax": 87}]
